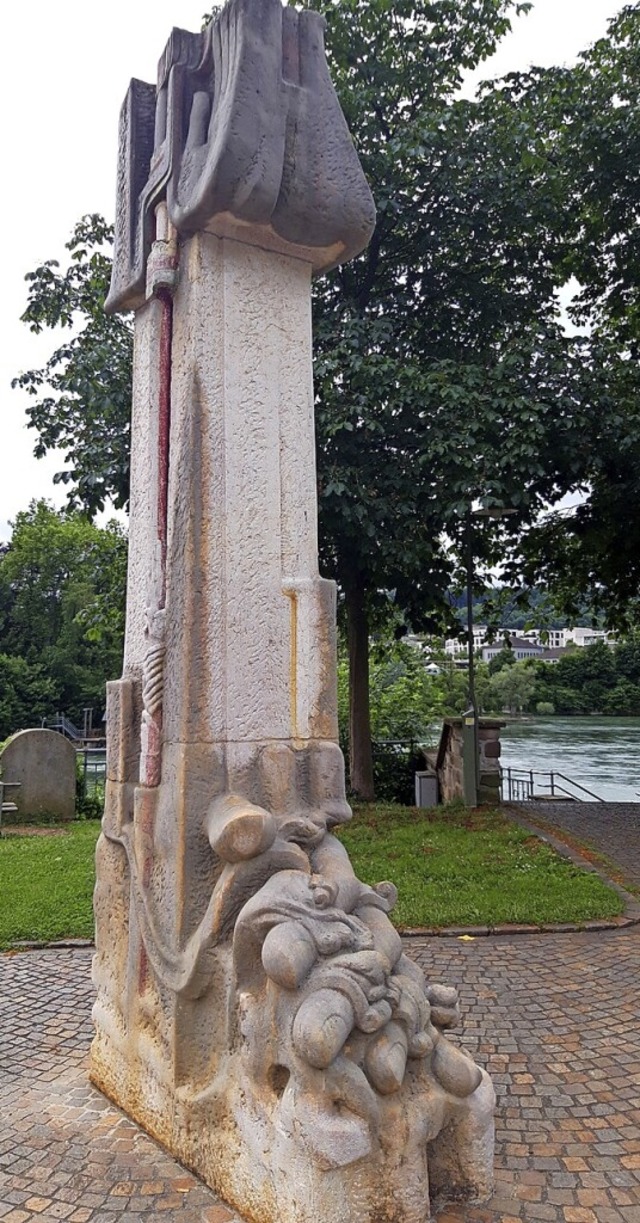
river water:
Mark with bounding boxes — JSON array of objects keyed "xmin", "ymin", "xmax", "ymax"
[{"xmin": 500, "ymin": 716, "xmax": 640, "ymax": 802}]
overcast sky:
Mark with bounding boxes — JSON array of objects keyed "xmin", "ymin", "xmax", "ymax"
[{"xmin": 0, "ymin": 0, "xmax": 626, "ymax": 540}]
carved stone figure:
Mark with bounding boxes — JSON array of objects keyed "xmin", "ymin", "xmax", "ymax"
[{"xmin": 91, "ymin": 2, "xmax": 495, "ymax": 1220}]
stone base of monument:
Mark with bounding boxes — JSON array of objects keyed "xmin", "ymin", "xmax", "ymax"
[
  {"xmin": 91, "ymin": 1048, "xmax": 493, "ymax": 1223},
  {"xmin": 91, "ymin": 827, "xmax": 494, "ymax": 1223},
  {"xmin": 92, "ymin": 730, "xmax": 494, "ymax": 1223}
]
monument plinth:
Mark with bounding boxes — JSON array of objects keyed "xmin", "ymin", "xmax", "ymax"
[{"xmin": 91, "ymin": 2, "xmax": 495, "ymax": 1219}]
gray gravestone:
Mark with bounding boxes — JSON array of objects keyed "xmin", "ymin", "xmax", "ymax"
[{"xmin": 0, "ymin": 730, "xmax": 76, "ymax": 823}]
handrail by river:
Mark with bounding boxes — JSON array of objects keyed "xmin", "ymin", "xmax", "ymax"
[{"xmin": 501, "ymin": 766, "xmax": 604, "ymax": 803}]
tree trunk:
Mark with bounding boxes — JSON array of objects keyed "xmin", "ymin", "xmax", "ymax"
[{"xmin": 345, "ymin": 578, "xmax": 375, "ymax": 801}]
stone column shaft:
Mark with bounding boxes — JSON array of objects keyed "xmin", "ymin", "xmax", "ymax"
[{"xmin": 162, "ymin": 231, "xmax": 336, "ymax": 753}]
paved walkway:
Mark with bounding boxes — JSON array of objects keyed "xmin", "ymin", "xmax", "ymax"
[
  {"xmin": 2, "ymin": 937, "xmax": 639, "ymax": 1223},
  {"xmin": 515, "ymin": 802, "xmax": 640, "ymax": 891}
]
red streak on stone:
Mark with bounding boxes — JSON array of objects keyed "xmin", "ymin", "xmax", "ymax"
[
  {"xmin": 157, "ymin": 288, "xmax": 173, "ymax": 609},
  {"xmin": 138, "ymin": 943, "xmax": 149, "ymax": 994}
]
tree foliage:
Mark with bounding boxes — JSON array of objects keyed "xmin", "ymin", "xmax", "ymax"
[
  {"xmin": 499, "ymin": 4, "xmax": 640, "ymax": 628},
  {"xmin": 0, "ymin": 654, "xmax": 58, "ymax": 744},
  {"xmin": 12, "ymin": 216, "xmax": 133, "ymax": 516},
  {"xmin": 309, "ymin": 0, "xmax": 585, "ymax": 618},
  {"xmin": 487, "ymin": 661, "xmax": 535, "ymax": 715},
  {"xmin": 483, "ymin": 634, "xmax": 640, "ymax": 716},
  {"xmin": 0, "ymin": 502, "xmax": 127, "ymax": 736},
  {"xmin": 531, "ymin": 639, "xmax": 640, "ymax": 716},
  {"xmin": 304, "ymin": 0, "xmax": 596, "ymax": 792}
]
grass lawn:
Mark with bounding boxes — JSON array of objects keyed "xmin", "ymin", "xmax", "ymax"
[
  {"xmin": 0, "ymin": 821, "xmax": 100, "ymax": 949},
  {"xmin": 0, "ymin": 804, "xmax": 624, "ymax": 948},
  {"xmin": 338, "ymin": 802, "xmax": 624, "ymax": 929}
]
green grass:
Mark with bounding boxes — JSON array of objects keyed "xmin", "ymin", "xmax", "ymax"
[
  {"xmin": 0, "ymin": 822, "xmax": 100, "ymax": 948},
  {"xmin": 0, "ymin": 804, "xmax": 625, "ymax": 947},
  {"xmin": 337, "ymin": 802, "xmax": 624, "ymax": 928}
]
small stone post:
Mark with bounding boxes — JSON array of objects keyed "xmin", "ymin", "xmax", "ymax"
[{"xmin": 91, "ymin": 3, "xmax": 495, "ymax": 1220}]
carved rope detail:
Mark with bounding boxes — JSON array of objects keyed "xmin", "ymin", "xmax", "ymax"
[{"xmin": 140, "ymin": 608, "xmax": 166, "ymax": 787}]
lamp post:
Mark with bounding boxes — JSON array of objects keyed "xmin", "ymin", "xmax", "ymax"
[
  {"xmin": 463, "ymin": 505, "xmax": 517, "ymax": 807},
  {"xmin": 462, "ymin": 510, "xmax": 479, "ymax": 806}
]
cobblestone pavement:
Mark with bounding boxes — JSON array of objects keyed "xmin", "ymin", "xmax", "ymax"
[
  {"xmin": 516, "ymin": 802, "xmax": 640, "ymax": 891},
  {"xmin": 1, "ymin": 937, "xmax": 639, "ymax": 1223}
]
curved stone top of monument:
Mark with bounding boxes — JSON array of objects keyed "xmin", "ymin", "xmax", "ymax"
[
  {"xmin": 106, "ymin": 0, "xmax": 376, "ymax": 313},
  {"xmin": 0, "ymin": 728, "xmax": 76, "ymax": 756}
]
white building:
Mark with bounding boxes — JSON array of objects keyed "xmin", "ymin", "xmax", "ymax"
[
  {"xmin": 440, "ymin": 624, "xmax": 615, "ymax": 659},
  {"xmin": 444, "ymin": 625, "xmax": 489, "ymax": 656},
  {"xmin": 565, "ymin": 627, "xmax": 615, "ymax": 648},
  {"xmin": 518, "ymin": 627, "xmax": 566, "ymax": 649},
  {"xmin": 481, "ymin": 637, "xmax": 544, "ymax": 664}
]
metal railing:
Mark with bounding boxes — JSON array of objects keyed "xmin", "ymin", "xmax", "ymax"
[
  {"xmin": 78, "ymin": 747, "xmax": 106, "ymax": 798},
  {"xmin": 51, "ymin": 713, "xmax": 84, "ymax": 742},
  {"xmin": 501, "ymin": 767, "xmax": 603, "ymax": 804}
]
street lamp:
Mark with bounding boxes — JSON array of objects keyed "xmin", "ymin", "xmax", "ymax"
[{"xmin": 463, "ymin": 505, "xmax": 517, "ymax": 806}]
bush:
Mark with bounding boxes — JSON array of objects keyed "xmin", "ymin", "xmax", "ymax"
[
  {"xmin": 342, "ymin": 739, "xmax": 424, "ymax": 805},
  {"xmin": 536, "ymin": 700, "xmax": 555, "ymax": 715},
  {"xmin": 372, "ymin": 742, "xmax": 424, "ymax": 805}
]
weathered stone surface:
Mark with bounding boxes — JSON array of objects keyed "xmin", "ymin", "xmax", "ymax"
[
  {"xmin": 93, "ymin": 3, "xmax": 494, "ymax": 1220},
  {"xmin": 105, "ymin": 0, "xmax": 376, "ymax": 312},
  {"xmin": 0, "ymin": 729, "xmax": 76, "ymax": 823},
  {"xmin": 435, "ymin": 719, "xmax": 505, "ymax": 804}
]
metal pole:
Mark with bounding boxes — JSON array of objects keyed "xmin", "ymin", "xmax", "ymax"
[{"xmin": 465, "ymin": 512, "xmax": 479, "ymax": 800}]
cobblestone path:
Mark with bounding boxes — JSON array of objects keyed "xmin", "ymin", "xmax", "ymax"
[
  {"xmin": 1, "ymin": 938, "xmax": 639, "ymax": 1223},
  {"xmin": 515, "ymin": 802, "xmax": 640, "ymax": 891}
]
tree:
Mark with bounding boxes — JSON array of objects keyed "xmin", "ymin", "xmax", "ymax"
[
  {"xmin": 601, "ymin": 679, "xmax": 640, "ymax": 716},
  {"xmin": 488, "ymin": 661, "xmax": 535, "ymax": 716},
  {"xmin": 0, "ymin": 655, "xmax": 58, "ymax": 743},
  {"xmin": 338, "ymin": 642, "xmax": 432, "ymax": 741},
  {"xmin": 12, "ymin": 216, "xmax": 133, "ymax": 517},
  {"xmin": 614, "ymin": 631, "xmax": 640, "ymax": 684},
  {"xmin": 488, "ymin": 647, "xmax": 518, "ymax": 677},
  {"xmin": 500, "ymin": 4, "xmax": 640, "ymax": 629},
  {"xmin": 305, "ymin": 0, "xmax": 598, "ymax": 795},
  {"xmin": 528, "ymin": 637, "xmax": 640, "ymax": 716},
  {"xmin": 0, "ymin": 502, "xmax": 127, "ymax": 725}
]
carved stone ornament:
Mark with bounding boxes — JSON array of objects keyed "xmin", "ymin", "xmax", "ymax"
[
  {"xmin": 105, "ymin": 0, "xmax": 377, "ymax": 312},
  {"xmin": 91, "ymin": 2, "xmax": 495, "ymax": 1221}
]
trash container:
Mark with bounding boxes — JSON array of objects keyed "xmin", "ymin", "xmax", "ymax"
[{"xmin": 414, "ymin": 770, "xmax": 439, "ymax": 808}]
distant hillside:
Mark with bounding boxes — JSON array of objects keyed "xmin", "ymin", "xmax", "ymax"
[{"xmin": 445, "ymin": 586, "xmax": 602, "ymax": 631}]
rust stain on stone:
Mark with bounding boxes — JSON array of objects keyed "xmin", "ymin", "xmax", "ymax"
[{"xmin": 284, "ymin": 588, "xmax": 298, "ymax": 738}]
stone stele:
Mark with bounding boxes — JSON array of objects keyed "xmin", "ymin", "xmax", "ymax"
[
  {"xmin": 0, "ymin": 729, "xmax": 76, "ymax": 823},
  {"xmin": 90, "ymin": 2, "xmax": 495, "ymax": 1220}
]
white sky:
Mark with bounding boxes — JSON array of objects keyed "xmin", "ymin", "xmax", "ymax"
[{"xmin": 0, "ymin": 0, "xmax": 626, "ymax": 540}]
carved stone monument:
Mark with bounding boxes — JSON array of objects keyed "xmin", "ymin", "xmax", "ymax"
[{"xmin": 91, "ymin": 2, "xmax": 495, "ymax": 1219}]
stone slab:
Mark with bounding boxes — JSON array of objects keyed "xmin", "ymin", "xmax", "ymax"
[{"xmin": 0, "ymin": 729, "xmax": 76, "ymax": 822}]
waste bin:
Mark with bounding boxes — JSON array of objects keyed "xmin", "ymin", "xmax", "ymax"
[{"xmin": 414, "ymin": 770, "xmax": 439, "ymax": 808}]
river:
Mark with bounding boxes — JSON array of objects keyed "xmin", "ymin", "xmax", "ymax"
[{"xmin": 500, "ymin": 716, "xmax": 640, "ymax": 802}]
